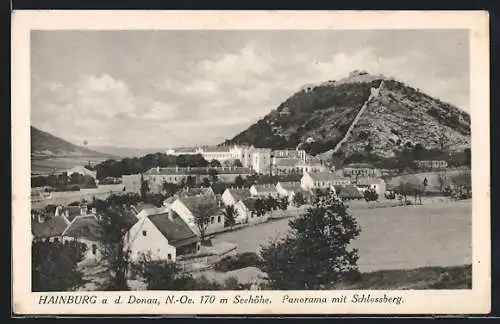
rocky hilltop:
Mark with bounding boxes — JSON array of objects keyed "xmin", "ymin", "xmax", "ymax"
[{"xmin": 224, "ymin": 71, "xmax": 470, "ymax": 161}]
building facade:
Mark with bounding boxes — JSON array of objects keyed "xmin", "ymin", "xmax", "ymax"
[
  {"xmin": 415, "ymin": 160, "xmax": 448, "ymax": 170},
  {"xmin": 301, "ymin": 171, "xmax": 351, "ymax": 191}
]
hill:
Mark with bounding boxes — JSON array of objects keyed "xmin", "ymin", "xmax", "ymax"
[
  {"xmin": 31, "ymin": 126, "xmax": 114, "ymax": 159},
  {"xmin": 223, "ymin": 71, "xmax": 471, "ymax": 162}
]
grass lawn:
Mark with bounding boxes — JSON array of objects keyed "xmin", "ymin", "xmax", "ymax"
[{"xmin": 212, "ymin": 200, "xmax": 472, "ymax": 273}]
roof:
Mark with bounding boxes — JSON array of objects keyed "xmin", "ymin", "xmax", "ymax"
[
  {"xmin": 148, "ymin": 211, "xmax": 199, "ymax": 248},
  {"xmin": 307, "ymin": 172, "xmax": 348, "ymax": 182},
  {"xmin": 63, "ymin": 215, "xmax": 104, "ymax": 242},
  {"xmin": 251, "ymin": 184, "xmax": 278, "ymax": 194},
  {"xmin": 226, "ymin": 188, "xmax": 251, "ymax": 202},
  {"xmin": 356, "ymin": 177, "xmax": 386, "ymax": 186},
  {"xmin": 345, "ymin": 163, "xmax": 376, "ymax": 169},
  {"xmin": 337, "ymin": 185, "xmax": 363, "ymax": 198},
  {"xmin": 65, "ymin": 206, "xmax": 82, "ymax": 222},
  {"xmin": 274, "ymin": 158, "xmax": 301, "ymax": 167},
  {"xmin": 277, "ymin": 181, "xmax": 301, "ymax": 191},
  {"xmin": 131, "ymin": 203, "xmax": 157, "ymax": 215},
  {"xmin": 179, "ymin": 196, "xmax": 221, "ymax": 217},
  {"xmin": 178, "ymin": 187, "xmax": 215, "ymax": 197},
  {"xmin": 31, "ymin": 215, "xmax": 70, "ymax": 238},
  {"xmin": 200, "ymin": 146, "xmax": 231, "ymax": 153}
]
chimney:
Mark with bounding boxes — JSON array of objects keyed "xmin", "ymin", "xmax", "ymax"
[
  {"xmin": 91, "ymin": 207, "xmax": 97, "ymax": 214},
  {"xmin": 156, "ymin": 166, "xmax": 160, "ymax": 173},
  {"xmin": 176, "ymin": 166, "xmax": 179, "ymax": 172},
  {"xmin": 37, "ymin": 214, "xmax": 45, "ymax": 223},
  {"xmin": 80, "ymin": 204, "xmax": 88, "ymax": 216}
]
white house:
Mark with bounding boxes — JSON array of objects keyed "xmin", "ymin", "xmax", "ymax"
[
  {"xmin": 169, "ymin": 196, "xmax": 224, "ymax": 235},
  {"xmin": 276, "ymin": 181, "xmax": 302, "ymax": 202},
  {"xmin": 125, "ymin": 209, "xmax": 200, "ymax": 263},
  {"xmin": 249, "ymin": 183, "xmax": 279, "ymax": 197},
  {"xmin": 66, "ymin": 166, "xmax": 97, "ymax": 179},
  {"xmin": 234, "ymin": 198, "xmax": 268, "ymax": 224},
  {"xmin": 300, "ymin": 171, "xmax": 351, "ymax": 191}
]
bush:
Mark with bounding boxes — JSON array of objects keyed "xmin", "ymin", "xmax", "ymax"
[{"xmin": 213, "ymin": 252, "xmax": 261, "ymax": 272}]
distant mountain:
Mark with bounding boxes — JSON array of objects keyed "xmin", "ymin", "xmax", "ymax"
[
  {"xmin": 88, "ymin": 146, "xmax": 167, "ymax": 158},
  {"xmin": 223, "ymin": 71, "xmax": 470, "ymax": 161},
  {"xmin": 31, "ymin": 126, "xmax": 115, "ymax": 159}
]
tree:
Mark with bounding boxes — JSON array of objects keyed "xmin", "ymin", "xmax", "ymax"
[
  {"xmin": 162, "ymin": 181, "xmax": 180, "ymax": 197},
  {"xmin": 259, "ymin": 191, "xmax": 361, "ymax": 289},
  {"xmin": 32, "ymin": 240, "xmax": 86, "ymax": 291},
  {"xmin": 208, "ymin": 168, "xmax": 219, "ymax": 183},
  {"xmin": 254, "ymin": 198, "xmax": 267, "ymax": 217},
  {"xmin": 223, "ymin": 205, "xmax": 237, "ymax": 228},
  {"xmin": 99, "ymin": 206, "xmax": 131, "ymax": 291},
  {"xmin": 191, "ymin": 199, "xmax": 219, "ymax": 243},
  {"xmin": 140, "ymin": 174, "xmax": 149, "ymax": 200},
  {"xmin": 363, "ymin": 188, "xmax": 379, "ymax": 207},
  {"xmin": 201, "ymin": 178, "xmax": 211, "ymax": 188},
  {"xmin": 437, "ymin": 127, "xmax": 449, "ymax": 152},
  {"xmin": 210, "ymin": 159, "xmax": 222, "ymax": 168},
  {"xmin": 450, "ymin": 170, "xmax": 472, "ymax": 200},
  {"xmin": 185, "ymin": 176, "xmax": 196, "ymax": 188},
  {"xmin": 278, "ymin": 197, "xmax": 289, "ymax": 211},
  {"xmin": 292, "ymin": 191, "xmax": 306, "ymax": 207},
  {"xmin": 234, "ymin": 175, "xmax": 245, "ymax": 188},
  {"xmin": 233, "ymin": 159, "xmax": 243, "ymax": 167}
]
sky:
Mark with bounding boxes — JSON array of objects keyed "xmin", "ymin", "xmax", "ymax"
[{"xmin": 31, "ymin": 30, "xmax": 469, "ymax": 149}]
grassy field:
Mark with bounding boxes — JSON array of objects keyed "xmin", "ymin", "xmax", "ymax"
[
  {"xmin": 212, "ymin": 199, "xmax": 472, "ymax": 273},
  {"xmin": 31, "ymin": 156, "xmax": 109, "ymax": 174}
]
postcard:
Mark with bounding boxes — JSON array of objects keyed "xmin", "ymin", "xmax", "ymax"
[{"xmin": 12, "ymin": 10, "xmax": 490, "ymax": 315}]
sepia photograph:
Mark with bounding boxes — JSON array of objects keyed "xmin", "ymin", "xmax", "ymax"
[{"xmin": 12, "ymin": 10, "xmax": 490, "ymax": 315}]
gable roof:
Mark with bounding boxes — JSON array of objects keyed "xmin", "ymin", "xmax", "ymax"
[
  {"xmin": 277, "ymin": 181, "xmax": 301, "ymax": 191},
  {"xmin": 306, "ymin": 172, "xmax": 348, "ymax": 182},
  {"xmin": 63, "ymin": 215, "xmax": 104, "ymax": 242},
  {"xmin": 226, "ymin": 188, "xmax": 251, "ymax": 202},
  {"xmin": 147, "ymin": 212, "xmax": 199, "ymax": 248},
  {"xmin": 178, "ymin": 187, "xmax": 215, "ymax": 197},
  {"xmin": 31, "ymin": 215, "xmax": 70, "ymax": 238},
  {"xmin": 64, "ymin": 206, "xmax": 82, "ymax": 222},
  {"xmin": 131, "ymin": 203, "xmax": 157, "ymax": 215},
  {"xmin": 251, "ymin": 184, "xmax": 278, "ymax": 194}
]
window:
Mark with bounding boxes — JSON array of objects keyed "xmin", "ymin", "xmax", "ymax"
[
  {"xmin": 142, "ymin": 230, "xmax": 147, "ymax": 236},
  {"xmin": 168, "ymin": 253, "xmax": 172, "ymax": 260},
  {"xmin": 210, "ymin": 217, "xmax": 214, "ymax": 224},
  {"xmin": 217, "ymin": 215, "xmax": 221, "ymax": 223},
  {"xmin": 92, "ymin": 244, "xmax": 97, "ymax": 255}
]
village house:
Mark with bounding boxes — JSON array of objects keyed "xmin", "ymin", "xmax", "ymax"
[
  {"xmin": 249, "ymin": 183, "xmax": 279, "ymax": 198},
  {"xmin": 66, "ymin": 165, "xmax": 97, "ymax": 179},
  {"xmin": 342, "ymin": 163, "xmax": 381, "ymax": 179},
  {"xmin": 169, "ymin": 195, "xmax": 225, "ymax": 235},
  {"xmin": 234, "ymin": 197, "xmax": 269, "ymax": 224},
  {"xmin": 296, "ymin": 158, "xmax": 329, "ymax": 174},
  {"xmin": 275, "ymin": 181, "xmax": 306, "ymax": 203},
  {"xmin": 122, "ymin": 174, "xmax": 142, "ymax": 195},
  {"xmin": 355, "ymin": 177, "xmax": 387, "ymax": 196},
  {"xmin": 31, "ymin": 208, "xmax": 110, "ymax": 262},
  {"xmin": 334, "ymin": 185, "xmax": 364, "ymax": 201},
  {"xmin": 251, "ymin": 148, "xmax": 272, "ymax": 174},
  {"xmin": 125, "ymin": 208, "xmax": 200, "ymax": 263},
  {"xmin": 271, "ymin": 158, "xmax": 302, "ymax": 175},
  {"xmin": 221, "ymin": 188, "xmax": 252, "ymax": 207},
  {"xmin": 415, "ymin": 160, "xmax": 448, "ymax": 170},
  {"xmin": 300, "ymin": 171, "xmax": 351, "ymax": 191}
]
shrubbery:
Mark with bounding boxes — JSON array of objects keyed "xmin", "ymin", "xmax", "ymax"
[{"xmin": 213, "ymin": 252, "xmax": 262, "ymax": 272}]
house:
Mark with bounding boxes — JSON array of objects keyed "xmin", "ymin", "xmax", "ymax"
[
  {"xmin": 415, "ymin": 160, "xmax": 448, "ymax": 170},
  {"xmin": 31, "ymin": 212, "xmax": 106, "ymax": 262},
  {"xmin": 251, "ymin": 149, "xmax": 272, "ymax": 174},
  {"xmin": 221, "ymin": 188, "xmax": 252, "ymax": 207},
  {"xmin": 55, "ymin": 203, "xmax": 95, "ymax": 222},
  {"xmin": 342, "ymin": 163, "xmax": 381, "ymax": 179},
  {"xmin": 356, "ymin": 177, "xmax": 387, "ymax": 196},
  {"xmin": 234, "ymin": 198, "xmax": 268, "ymax": 224},
  {"xmin": 66, "ymin": 166, "xmax": 97, "ymax": 179},
  {"xmin": 271, "ymin": 158, "xmax": 302, "ymax": 175},
  {"xmin": 272, "ymin": 149, "xmax": 306, "ymax": 160},
  {"xmin": 122, "ymin": 174, "xmax": 142, "ymax": 194},
  {"xmin": 125, "ymin": 209, "xmax": 200, "ymax": 263},
  {"xmin": 177, "ymin": 187, "xmax": 215, "ymax": 198},
  {"xmin": 300, "ymin": 171, "xmax": 351, "ymax": 191},
  {"xmin": 296, "ymin": 158, "xmax": 329, "ymax": 174},
  {"xmin": 249, "ymin": 183, "xmax": 279, "ymax": 197},
  {"xmin": 169, "ymin": 195, "xmax": 224, "ymax": 235}
]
